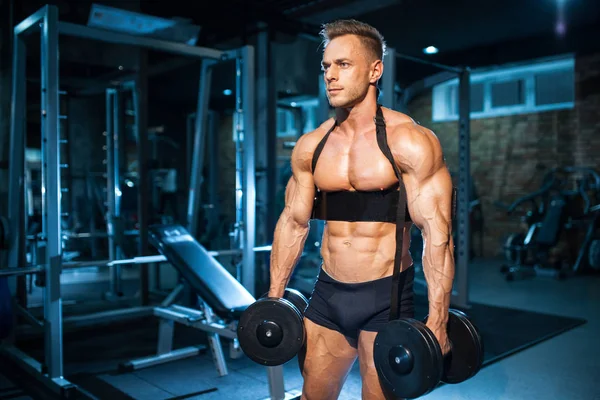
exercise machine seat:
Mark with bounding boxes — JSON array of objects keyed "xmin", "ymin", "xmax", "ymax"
[
  {"xmin": 149, "ymin": 224, "xmax": 256, "ymax": 320},
  {"xmin": 535, "ymin": 195, "xmax": 566, "ymax": 247}
]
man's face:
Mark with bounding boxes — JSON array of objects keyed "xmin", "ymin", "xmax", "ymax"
[{"xmin": 321, "ymin": 34, "xmax": 378, "ymax": 109}]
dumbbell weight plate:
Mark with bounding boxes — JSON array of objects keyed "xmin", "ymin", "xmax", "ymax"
[
  {"xmin": 373, "ymin": 318, "xmax": 443, "ymax": 399},
  {"xmin": 441, "ymin": 310, "xmax": 484, "ymax": 384},
  {"xmin": 237, "ymin": 290, "xmax": 306, "ymax": 366}
]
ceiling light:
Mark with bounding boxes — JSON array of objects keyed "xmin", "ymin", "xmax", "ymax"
[{"xmin": 423, "ymin": 46, "xmax": 439, "ymax": 55}]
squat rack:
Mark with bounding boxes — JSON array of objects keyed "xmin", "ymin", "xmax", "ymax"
[
  {"xmin": 381, "ymin": 48, "xmax": 472, "ymax": 310},
  {"xmin": 5, "ymin": 4, "xmax": 258, "ymax": 396}
]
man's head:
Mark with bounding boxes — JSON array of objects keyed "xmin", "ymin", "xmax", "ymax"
[{"xmin": 319, "ymin": 19, "xmax": 386, "ymax": 109}]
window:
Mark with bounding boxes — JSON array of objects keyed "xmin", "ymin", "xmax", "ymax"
[
  {"xmin": 471, "ymin": 83, "xmax": 485, "ymax": 113},
  {"xmin": 491, "ymin": 79, "xmax": 525, "ymax": 107},
  {"xmin": 432, "ymin": 56, "xmax": 575, "ymax": 122},
  {"xmin": 535, "ymin": 69, "xmax": 574, "ymax": 106}
]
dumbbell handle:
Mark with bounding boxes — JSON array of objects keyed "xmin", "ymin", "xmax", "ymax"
[{"xmin": 420, "ymin": 316, "xmax": 454, "ymax": 357}]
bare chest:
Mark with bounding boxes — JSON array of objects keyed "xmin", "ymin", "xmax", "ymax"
[{"xmin": 313, "ymin": 132, "xmax": 398, "ymax": 191}]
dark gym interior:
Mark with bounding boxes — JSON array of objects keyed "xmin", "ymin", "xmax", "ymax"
[{"xmin": 0, "ymin": 0, "xmax": 599, "ymax": 399}]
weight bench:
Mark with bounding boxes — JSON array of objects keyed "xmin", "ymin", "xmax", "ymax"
[{"xmin": 121, "ymin": 224, "xmax": 300, "ymax": 400}]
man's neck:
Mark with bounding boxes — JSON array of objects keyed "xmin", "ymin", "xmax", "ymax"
[{"xmin": 335, "ymin": 98, "xmax": 379, "ymax": 136}]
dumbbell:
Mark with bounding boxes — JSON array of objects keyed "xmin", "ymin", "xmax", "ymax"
[
  {"xmin": 237, "ymin": 288, "xmax": 309, "ymax": 366},
  {"xmin": 373, "ymin": 309, "xmax": 484, "ymax": 399}
]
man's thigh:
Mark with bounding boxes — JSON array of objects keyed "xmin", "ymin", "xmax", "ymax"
[
  {"xmin": 299, "ymin": 318, "xmax": 357, "ymax": 400},
  {"xmin": 358, "ymin": 329, "xmax": 390, "ymax": 400}
]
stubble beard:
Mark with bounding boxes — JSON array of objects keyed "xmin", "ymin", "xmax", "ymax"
[{"xmin": 328, "ymin": 87, "xmax": 362, "ymax": 109}]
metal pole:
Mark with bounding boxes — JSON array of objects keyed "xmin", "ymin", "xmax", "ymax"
[
  {"xmin": 255, "ymin": 27, "xmax": 277, "ymax": 244},
  {"xmin": 105, "ymin": 89, "xmax": 122, "ymax": 296},
  {"xmin": 186, "ymin": 112, "xmax": 195, "ymax": 189},
  {"xmin": 112, "ymin": 87, "xmax": 123, "ymax": 294},
  {"xmin": 381, "ymin": 48, "xmax": 396, "ymax": 109},
  {"xmin": 452, "ymin": 67, "xmax": 471, "ymax": 309},
  {"xmin": 187, "ymin": 59, "xmax": 214, "ymax": 238},
  {"xmin": 206, "ymin": 111, "xmax": 220, "ymax": 238},
  {"xmin": 233, "ymin": 62, "xmax": 244, "ymax": 262},
  {"xmin": 57, "ymin": 21, "xmax": 224, "ymax": 60},
  {"xmin": 41, "ymin": 4, "xmax": 64, "ymax": 378},
  {"xmin": 87, "ymin": 174, "xmax": 98, "ymax": 258},
  {"xmin": 8, "ymin": 23, "xmax": 26, "ymax": 277},
  {"xmin": 0, "ymin": 266, "xmax": 45, "ymax": 278},
  {"xmin": 267, "ymin": 366, "xmax": 286, "ymax": 400},
  {"xmin": 255, "ymin": 27, "xmax": 277, "ymax": 296},
  {"xmin": 240, "ymin": 46, "xmax": 256, "ymax": 297},
  {"xmin": 106, "ymin": 89, "xmax": 114, "ymax": 254},
  {"xmin": 135, "ymin": 49, "xmax": 150, "ymax": 306}
]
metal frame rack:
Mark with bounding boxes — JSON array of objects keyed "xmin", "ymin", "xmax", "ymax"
[{"xmin": 3, "ymin": 4, "xmax": 261, "ymax": 397}]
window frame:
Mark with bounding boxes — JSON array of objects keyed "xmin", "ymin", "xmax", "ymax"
[{"xmin": 432, "ymin": 56, "xmax": 575, "ymax": 122}]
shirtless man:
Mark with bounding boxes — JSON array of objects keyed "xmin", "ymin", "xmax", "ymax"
[{"xmin": 268, "ymin": 19, "xmax": 455, "ymax": 399}]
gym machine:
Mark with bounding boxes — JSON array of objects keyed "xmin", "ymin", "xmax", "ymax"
[
  {"xmin": 1, "ymin": 4, "xmax": 278, "ymax": 398},
  {"xmin": 381, "ymin": 47, "xmax": 473, "ymax": 310},
  {"xmin": 497, "ymin": 166, "xmax": 600, "ymax": 280}
]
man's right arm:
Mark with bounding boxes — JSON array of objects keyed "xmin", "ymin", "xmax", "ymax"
[{"xmin": 268, "ymin": 134, "xmax": 317, "ymax": 298}]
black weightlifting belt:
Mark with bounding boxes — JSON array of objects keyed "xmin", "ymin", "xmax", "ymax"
[{"xmin": 311, "ymin": 188, "xmax": 400, "ymax": 223}]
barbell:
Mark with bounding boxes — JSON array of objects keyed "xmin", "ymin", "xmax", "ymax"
[{"xmin": 0, "ymin": 245, "xmax": 275, "ymax": 278}]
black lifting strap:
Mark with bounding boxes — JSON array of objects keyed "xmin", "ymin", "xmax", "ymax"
[
  {"xmin": 374, "ymin": 105, "xmax": 408, "ymax": 322},
  {"xmin": 311, "ymin": 121, "xmax": 336, "ymax": 174}
]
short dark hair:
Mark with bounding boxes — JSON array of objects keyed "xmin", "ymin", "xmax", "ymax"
[{"xmin": 319, "ymin": 19, "xmax": 387, "ymax": 61}]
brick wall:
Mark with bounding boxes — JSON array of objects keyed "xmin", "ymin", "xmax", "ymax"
[{"xmin": 407, "ymin": 53, "xmax": 600, "ymax": 257}]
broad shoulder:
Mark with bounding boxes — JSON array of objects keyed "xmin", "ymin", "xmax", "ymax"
[
  {"xmin": 291, "ymin": 118, "xmax": 336, "ymax": 172},
  {"xmin": 381, "ymin": 108, "xmax": 444, "ymax": 176}
]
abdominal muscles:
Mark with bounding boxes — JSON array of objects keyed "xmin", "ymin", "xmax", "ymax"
[{"xmin": 320, "ymin": 221, "xmax": 413, "ymax": 283}]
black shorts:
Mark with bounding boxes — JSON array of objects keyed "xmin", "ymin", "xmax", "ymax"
[{"xmin": 303, "ymin": 265, "xmax": 415, "ymax": 348}]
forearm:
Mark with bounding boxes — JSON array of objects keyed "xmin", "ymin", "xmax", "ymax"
[
  {"xmin": 268, "ymin": 211, "xmax": 309, "ymax": 297},
  {"xmin": 421, "ymin": 233, "xmax": 455, "ymax": 332}
]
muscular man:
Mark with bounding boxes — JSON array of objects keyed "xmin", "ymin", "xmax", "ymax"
[{"xmin": 268, "ymin": 19, "xmax": 455, "ymax": 399}]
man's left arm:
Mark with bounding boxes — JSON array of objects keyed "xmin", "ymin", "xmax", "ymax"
[{"xmin": 396, "ymin": 124, "xmax": 455, "ymax": 354}]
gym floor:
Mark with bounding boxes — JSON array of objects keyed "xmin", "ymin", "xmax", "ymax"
[
  {"xmin": 401, "ymin": 259, "xmax": 599, "ymax": 400},
  {"xmin": 1, "ymin": 257, "xmax": 598, "ymax": 400}
]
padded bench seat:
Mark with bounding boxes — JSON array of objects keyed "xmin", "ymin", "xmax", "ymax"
[{"xmin": 149, "ymin": 224, "xmax": 256, "ymax": 320}]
